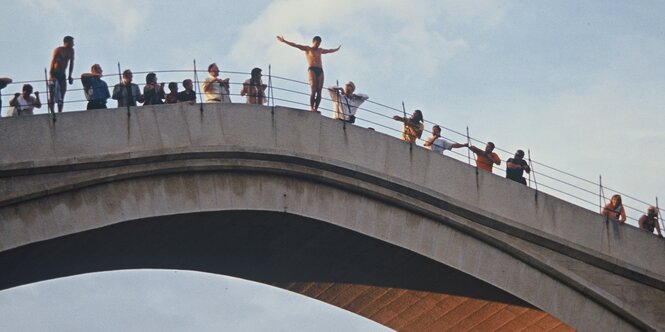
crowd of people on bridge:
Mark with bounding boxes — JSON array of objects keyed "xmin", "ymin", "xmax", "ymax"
[{"xmin": 0, "ymin": 35, "xmax": 663, "ymax": 237}]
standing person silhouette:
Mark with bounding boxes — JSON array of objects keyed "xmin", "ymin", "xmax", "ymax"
[
  {"xmin": 48, "ymin": 36, "xmax": 75, "ymax": 113},
  {"xmin": 276, "ymin": 35, "xmax": 340, "ymax": 112}
]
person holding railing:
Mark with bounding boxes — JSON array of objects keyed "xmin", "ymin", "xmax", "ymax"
[
  {"xmin": 177, "ymin": 79, "xmax": 196, "ymax": 105},
  {"xmin": 81, "ymin": 64, "xmax": 110, "ymax": 110},
  {"xmin": 424, "ymin": 125, "xmax": 468, "ymax": 155},
  {"xmin": 601, "ymin": 194, "xmax": 627, "ymax": 224},
  {"xmin": 276, "ymin": 35, "xmax": 341, "ymax": 113},
  {"xmin": 639, "ymin": 206, "xmax": 662, "ymax": 237},
  {"xmin": 393, "ymin": 110, "xmax": 424, "ymax": 144},
  {"xmin": 469, "ymin": 142, "xmax": 501, "ymax": 173},
  {"xmin": 327, "ymin": 81, "xmax": 368, "ymax": 123},
  {"xmin": 240, "ymin": 67, "xmax": 267, "ymax": 105},
  {"xmin": 203, "ymin": 63, "xmax": 231, "ymax": 103},
  {"xmin": 506, "ymin": 149, "xmax": 531, "ymax": 185},
  {"xmin": 8, "ymin": 84, "xmax": 41, "ymax": 116},
  {"xmin": 112, "ymin": 69, "xmax": 144, "ymax": 107}
]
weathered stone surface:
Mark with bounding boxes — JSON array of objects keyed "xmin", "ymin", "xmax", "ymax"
[{"xmin": 1, "ymin": 104, "xmax": 664, "ymax": 331}]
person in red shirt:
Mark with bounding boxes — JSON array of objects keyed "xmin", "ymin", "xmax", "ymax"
[{"xmin": 469, "ymin": 142, "xmax": 501, "ymax": 173}]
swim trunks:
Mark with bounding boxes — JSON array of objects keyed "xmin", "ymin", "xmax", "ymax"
[{"xmin": 308, "ymin": 66, "xmax": 323, "ymax": 77}]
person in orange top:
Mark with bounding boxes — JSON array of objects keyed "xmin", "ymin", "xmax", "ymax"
[{"xmin": 469, "ymin": 142, "xmax": 501, "ymax": 173}]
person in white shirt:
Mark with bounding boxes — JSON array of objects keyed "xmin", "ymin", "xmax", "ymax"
[
  {"xmin": 8, "ymin": 84, "xmax": 41, "ymax": 116},
  {"xmin": 423, "ymin": 125, "xmax": 468, "ymax": 155},
  {"xmin": 327, "ymin": 81, "xmax": 368, "ymax": 123},
  {"xmin": 202, "ymin": 63, "xmax": 231, "ymax": 103}
]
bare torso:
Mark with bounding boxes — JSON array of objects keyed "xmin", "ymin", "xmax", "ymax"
[
  {"xmin": 50, "ymin": 46, "xmax": 74, "ymax": 75},
  {"xmin": 305, "ymin": 47, "xmax": 323, "ymax": 67}
]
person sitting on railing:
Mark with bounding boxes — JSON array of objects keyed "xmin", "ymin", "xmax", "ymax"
[
  {"xmin": 112, "ymin": 69, "xmax": 144, "ymax": 107},
  {"xmin": 424, "ymin": 125, "xmax": 467, "ymax": 155},
  {"xmin": 81, "ymin": 64, "xmax": 110, "ymax": 110},
  {"xmin": 393, "ymin": 110, "xmax": 424, "ymax": 144},
  {"xmin": 177, "ymin": 79, "xmax": 196, "ymax": 105},
  {"xmin": 639, "ymin": 206, "xmax": 662, "ymax": 237},
  {"xmin": 8, "ymin": 84, "xmax": 41, "ymax": 116},
  {"xmin": 143, "ymin": 72, "xmax": 165, "ymax": 105},
  {"xmin": 327, "ymin": 81, "xmax": 368, "ymax": 123},
  {"xmin": 202, "ymin": 63, "xmax": 231, "ymax": 103},
  {"xmin": 469, "ymin": 142, "xmax": 501, "ymax": 173},
  {"xmin": 601, "ymin": 194, "xmax": 627, "ymax": 224},
  {"xmin": 506, "ymin": 149, "xmax": 531, "ymax": 185},
  {"xmin": 240, "ymin": 67, "xmax": 267, "ymax": 105},
  {"xmin": 165, "ymin": 82, "xmax": 178, "ymax": 104}
]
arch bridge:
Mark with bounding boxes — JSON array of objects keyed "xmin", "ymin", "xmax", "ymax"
[{"xmin": 1, "ymin": 104, "xmax": 664, "ymax": 331}]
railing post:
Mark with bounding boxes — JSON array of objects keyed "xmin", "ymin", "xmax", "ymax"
[
  {"xmin": 466, "ymin": 126, "xmax": 471, "ymax": 165},
  {"xmin": 528, "ymin": 149, "xmax": 538, "ymax": 198},
  {"xmin": 193, "ymin": 59, "xmax": 203, "ymax": 113}
]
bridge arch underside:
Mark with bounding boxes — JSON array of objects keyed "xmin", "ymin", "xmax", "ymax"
[
  {"xmin": 0, "ymin": 162, "xmax": 647, "ymax": 331},
  {"xmin": 3, "ymin": 210, "xmax": 567, "ymax": 332}
]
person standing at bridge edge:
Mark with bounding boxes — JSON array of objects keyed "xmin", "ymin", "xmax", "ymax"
[
  {"xmin": 469, "ymin": 142, "xmax": 501, "ymax": 173},
  {"xmin": 327, "ymin": 81, "xmax": 368, "ymax": 123},
  {"xmin": 506, "ymin": 149, "xmax": 531, "ymax": 185},
  {"xmin": 423, "ymin": 125, "xmax": 468, "ymax": 155},
  {"xmin": 393, "ymin": 110, "xmax": 424, "ymax": 143},
  {"xmin": 48, "ymin": 36, "xmax": 75, "ymax": 113},
  {"xmin": 276, "ymin": 35, "xmax": 341, "ymax": 113}
]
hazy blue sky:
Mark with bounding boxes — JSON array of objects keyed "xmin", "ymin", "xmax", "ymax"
[{"xmin": 1, "ymin": 1, "xmax": 664, "ymax": 331}]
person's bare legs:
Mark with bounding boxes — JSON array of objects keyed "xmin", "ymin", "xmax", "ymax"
[
  {"xmin": 57, "ymin": 77, "xmax": 67, "ymax": 112},
  {"xmin": 313, "ymin": 72, "xmax": 324, "ymax": 112},
  {"xmin": 308, "ymin": 70, "xmax": 317, "ymax": 112}
]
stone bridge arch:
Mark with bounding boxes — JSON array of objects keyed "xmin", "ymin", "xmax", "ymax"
[{"xmin": 1, "ymin": 104, "xmax": 664, "ymax": 331}]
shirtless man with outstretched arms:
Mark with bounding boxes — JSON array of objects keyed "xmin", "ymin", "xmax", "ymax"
[{"xmin": 276, "ymin": 35, "xmax": 340, "ymax": 112}]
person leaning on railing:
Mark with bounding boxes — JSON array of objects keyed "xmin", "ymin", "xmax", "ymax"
[
  {"xmin": 177, "ymin": 79, "xmax": 196, "ymax": 105},
  {"xmin": 240, "ymin": 67, "xmax": 267, "ymax": 105},
  {"xmin": 327, "ymin": 81, "xmax": 368, "ymax": 124},
  {"xmin": 639, "ymin": 206, "xmax": 662, "ymax": 237},
  {"xmin": 393, "ymin": 109, "xmax": 424, "ymax": 144},
  {"xmin": 112, "ymin": 69, "xmax": 144, "ymax": 107},
  {"xmin": 601, "ymin": 194, "xmax": 627, "ymax": 224},
  {"xmin": 423, "ymin": 125, "xmax": 468, "ymax": 156},
  {"xmin": 8, "ymin": 84, "xmax": 41, "ymax": 116},
  {"xmin": 81, "ymin": 64, "xmax": 110, "ymax": 110},
  {"xmin": 469, "ymin": 142, "xmax": 501, "ymax": 173}
]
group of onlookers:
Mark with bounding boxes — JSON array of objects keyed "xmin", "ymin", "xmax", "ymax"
[{"xmin": 0, "ymin": 36, "xmax": 662, "ymax": 237}]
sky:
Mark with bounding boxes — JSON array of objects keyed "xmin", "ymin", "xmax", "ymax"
[{"xmin": 1, "ymin": 0, "xmax": 665, "ymax": 330}]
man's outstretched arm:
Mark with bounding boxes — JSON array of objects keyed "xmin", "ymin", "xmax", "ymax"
[
  {"xmin": 276, "ymin": 36, "xmax": 308, "ymax": 51},
  {"xmin": 322, "ymin": 45, "xmax": 341, "ymax": 54}
]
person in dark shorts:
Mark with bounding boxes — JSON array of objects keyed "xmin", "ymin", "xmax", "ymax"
[
  {"xmin": 276, "ymin": 35, "xmax": 340, "ymax": 112},
  {"xmin": 48, "ymin": 36, "xmax": 75, "ymax": 113}
]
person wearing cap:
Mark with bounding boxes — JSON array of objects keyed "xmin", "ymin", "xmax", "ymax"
[
  {"xmin": 423, "ymin": 125, "xmax": 468, "ymax": 155},
  {"xmin": 240, "ymin": 67, "xmax": 267, "ymax": 105},
  {"xmin": 639, "ymin": 206, "xmax": 662, "ymax": 237},
  {"xmin": 327, "ymin": 81, "xmax": 368, "ymax": 123}
]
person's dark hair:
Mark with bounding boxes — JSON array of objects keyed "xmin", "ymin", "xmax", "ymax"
[
  {"xmin": 611, "ymin": 194, "xmax": 622, "ymax": 206},
  {"xmin": 22, "ymin": 84, "xmax": 33, "ymax": 94},
  {"xmin": 487, "ymin": 142, "xmax": 495, "ymax": 149},
  {"xmin": 432, "ymin": 125, "xmax": 441, "ymax": 131},
  {"xmin": 412, "ymin": 109, "xmax": 423, "ymax": 122},
  {"xmin": 64, "ymin": 36, "xmax": 74, "ymax": 43},
  {"xmin": 313, "ymin": 36, "xmax": 322, "ymax": 42},
  {"xmin": 516, "ymin": 149, "xmax": 525, "ymax": 157},
  {"xmin": 182, "ymin": 79, "xmax": 192, "ymax": 86},
  {"xmin": 146, "ymin": 72, "xmax": 157, "ymax": 84},
  {"xmin": 168, "ymin": 82, "xmax": 178, "ymax": 91},
  {"xmin": 122, "ymin": 69, "xmax": 132, "ymax": 77},
  {"xmin": 208, "ymin": 63, "xmax": 217, "ymax": 72}
]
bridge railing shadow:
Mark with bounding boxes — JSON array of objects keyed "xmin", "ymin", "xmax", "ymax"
[{"xmin": 1, "ymin": 65, "xmax": 662, "ymax": 234}]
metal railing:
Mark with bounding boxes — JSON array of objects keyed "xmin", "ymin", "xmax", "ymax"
[{"xmin": 1, "ymin": 63, "xmax": 663, "ymax": 235}]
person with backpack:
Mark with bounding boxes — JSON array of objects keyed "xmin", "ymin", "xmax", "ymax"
[{"xmin": 81, "ymin": 64, "xmax": 110, "ymax": 110}]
